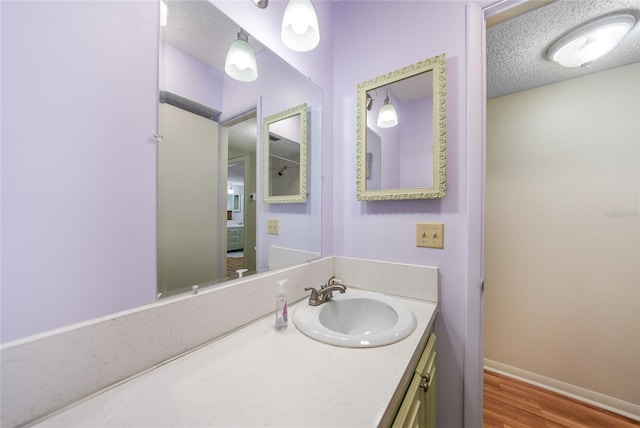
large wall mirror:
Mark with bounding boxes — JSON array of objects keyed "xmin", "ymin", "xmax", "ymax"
[
  {"xmin": 263, "ymin": 104, "xmax": 308, "ymax": 203},
  {"xmin": 356, "ymin": 54, "xmax": 446, "ymax": 200},
  {"xmin": 158, "ymin": 1, "xmax": 322, "ymax": 297}
]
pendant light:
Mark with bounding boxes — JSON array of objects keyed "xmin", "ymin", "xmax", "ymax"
[
  {"xmin": 252, "ymin": 0, "xmax": 268, "ymax": 8},
  {"xmin": 225, "ymin": 29, "xmax": 258, "ymax": 82},
  {"xmin": 281, "ymin": 0, "xmax": 320, "ymax": 52},
  {"xmin": 547, "ymin": 13, "xmax": 636, "ymax": 68},
  {"xmin": 377, "ymin": 88, "xmax": 398, "ymax": 128}
]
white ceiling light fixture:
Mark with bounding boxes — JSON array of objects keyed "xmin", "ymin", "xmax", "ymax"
[
  {"xmin": 377, "ymin": 88, "xmax": 398, "ymax": 128},
  {"xmin": 546, "ymin": 13, "xmax": 637, "ymax": 68},
  {"xmin": 281, "ymin": 0, "xmax": 320, "ymax": 52},
  {"xmin": 225, "ymin": 29, "xmax": 258, "ymax": 82}
]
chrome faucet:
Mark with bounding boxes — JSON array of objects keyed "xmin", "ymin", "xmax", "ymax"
[{"xmin": 304, "ymin": 276, "xmax": 347, "ymax": 306}]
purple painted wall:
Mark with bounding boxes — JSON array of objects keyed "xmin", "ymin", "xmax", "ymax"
[
  {"xmin": 1, "ymin": 1, "xmax": 158, "ymax": 342},
  {"xmin": 332, "ymin": 2, "xmax": 468, "ymax": 426},
  {"xmin": 160, "ymin": 43, "xmax": 224, "ymax": 111}
]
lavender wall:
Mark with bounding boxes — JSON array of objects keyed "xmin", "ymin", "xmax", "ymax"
[
  {"xmin": 160, "ymin": 43, "xmax": 224, "ymax": 111},
  {"xmin": 1, "ymin": 1, "xmax": 158, "ymax": 342},
  {"xmin": 332, "ymin": 2, "xmax": 468, "ymax": 426}
]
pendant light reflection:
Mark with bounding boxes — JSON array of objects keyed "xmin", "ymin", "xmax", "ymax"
[
  {"xmin": 225, "ymin": 29, "xmax": 258, "ymax": 82},
  {"xmin": 281, "ymin": 0, "xmax": 320, "ymax": 52},
  {"xmin": 547, "ymin": 13, "xmax": 636, "ymax": 68},
  {"xmin": 228, "ymin": 184, "xmax": 234, "ymax": 195},
  {"xmin": 377, "ymin": 88, "xmax": 398, "ymax": 128}
]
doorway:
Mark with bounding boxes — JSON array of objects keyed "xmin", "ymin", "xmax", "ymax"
[
  {"xmin": 222, "ymin": 111, "xmax": 258, "ymax": 280},
  {"xmin": 482, "ymin": 1, "xmax": 640, "ymax": 421}
]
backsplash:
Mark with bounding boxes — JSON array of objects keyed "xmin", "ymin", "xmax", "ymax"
[
  {"xmin": 0, "ymin": 257, "xmax": 438, "ymax": 427},
  {"xmin": 335, "ymin": 256, "xmax": 438, "ymax": 302}
]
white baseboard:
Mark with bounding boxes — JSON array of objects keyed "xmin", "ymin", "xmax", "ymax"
[{"xmin": 484, "ymin": 359, "xmax": 640, "ymax": 422}]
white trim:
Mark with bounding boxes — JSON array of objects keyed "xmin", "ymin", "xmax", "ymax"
[
  {"xmin": 484, "ymin": 359, "xmax": 640, "ymax": 422},
  {"xmin": 464, "ymin": 2, "xmax": 488, "ymax": 426}
]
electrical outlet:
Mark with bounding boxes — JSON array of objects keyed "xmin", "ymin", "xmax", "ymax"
[
  {"xmin": 268, "ymin": 218, "xmax": 279, "ymax": 235},
  {"xmin": 416, "ymin": 223, "xmax": 444, "ymax": 249}
]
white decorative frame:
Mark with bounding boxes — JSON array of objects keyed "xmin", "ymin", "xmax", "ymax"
[
  {"xmin": 356, "ymin": 54, "xmax": 447, "ymax": 200},
  {"xmin": 262, "ymin": 103, "xmax": 308, "ymax": 204}
]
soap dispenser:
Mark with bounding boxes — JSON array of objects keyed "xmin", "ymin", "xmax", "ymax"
[{"xmin": 275, "ymin": 279, "xmax": 288, "ymax": 330}]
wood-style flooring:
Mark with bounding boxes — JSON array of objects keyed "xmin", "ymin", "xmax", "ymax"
[
  {"xmin": 483, "ymin": 370, "xmax": 640, "ymax": 428},
  {"xmin": 226, "ymin": 256, "xmax": 245, "ymax": 280}
]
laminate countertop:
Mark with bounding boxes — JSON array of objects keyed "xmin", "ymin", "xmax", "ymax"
[{"xmin": 36, "ymin": 292, "xmax": 438, "ymax": 427}]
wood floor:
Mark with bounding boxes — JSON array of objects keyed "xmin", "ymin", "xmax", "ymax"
[
  {"xmin": 483, "ymin": 370, "xmax": 640, "ymax": 428},
  {"xmin": 226, "ymin": 256, "xmax": 245, "ymax": 280}
]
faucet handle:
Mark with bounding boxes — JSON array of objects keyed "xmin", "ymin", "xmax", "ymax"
[
  {"xmin": 305, "ymin": 287, "xmax": 322, "ymax": 306},
  {"xmin": 322, "ymin": 276, "xmax": 337, "ymax": 289}
]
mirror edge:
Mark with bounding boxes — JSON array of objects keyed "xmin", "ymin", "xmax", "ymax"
[
  {"xmin": 262, "ymin": 103, "xmax": 309, "ymax": 204},
  {"xmin": 356, "ymin": 54, "xmax": 447, "ymax": 201}
]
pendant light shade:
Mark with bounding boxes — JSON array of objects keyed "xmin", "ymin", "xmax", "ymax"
[
  {"xmin": 225, "ymin": 29, "xmax": 258, "ymax": 82},
  {"xmin": 377, "ymin": 89, "xmax": 398, "ymax": 128},
  {"xmin": 547, "ymin": 14, "xmax": 636, "ymax": 68},
  {"xmin": 281, "ymin": 0, "xmax": 320, "ymax": 52}
]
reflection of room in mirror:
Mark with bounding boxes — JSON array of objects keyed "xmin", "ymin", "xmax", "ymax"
[
  {"xmin": 267, "ymin": 112, "xmax": 303, "ymax": 197},
  {"xmin": 366, "ymin": 128, "xmax": 382, "ymax": 190},
  {"xmin": 263, "ymin": 104, "xmax": 308, "ymax": 203},
  {"xmin": 365, "ymin": 71, "xmax": 434, "ymax": 190}
]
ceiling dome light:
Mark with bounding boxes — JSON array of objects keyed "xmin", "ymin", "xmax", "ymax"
[
  {"xmin": 547, "ymin": 13, "xmax": 636, "ymax": 68},
  {"xmin": 281, "ymin": 0, "xmax": 320, "ymax": 52},
  {"xmin": 377, "ymin": 89, "xmax": 398, "ymax": 128},
  {"xmin": 225, "ymin": 29, "xmax": 258, "ymax": 82}
]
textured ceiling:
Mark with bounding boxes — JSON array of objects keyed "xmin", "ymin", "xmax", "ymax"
[
  {"xmin": 487, "ymin": 0, "xmax": 640, "ymax": 99},
  {"xmin": 161, "ymin": 0, "xmax": 265, "ymax": 72}
]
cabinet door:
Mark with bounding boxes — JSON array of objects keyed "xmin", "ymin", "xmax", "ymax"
[
  {"xmin": 392, "ymin": 374, "xmax": 423, "ymax": 428},
  {"xmin": 421, "ymin": 333, "xmax": 437, "ymax": 428},
  {"xmin": 425, "ymin": 370, "xmax": 437, "ymax": 428},
  {"xmin": 392, "ymin": 332, "xmax": 437, "ymax": 428}
]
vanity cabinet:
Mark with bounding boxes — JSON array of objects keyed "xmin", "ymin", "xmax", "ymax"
[
  {"xmin": 392, "ymin": 333, "xmax": 436, "ymax": 428},
  {"xmin": 227, "ymin": 227, "xmax": 244, "ymax": 251}
]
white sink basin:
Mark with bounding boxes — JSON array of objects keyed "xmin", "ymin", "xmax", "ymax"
[{"xmin": 293, "ymin": 289, "xmax": 417, "ymax": 347}]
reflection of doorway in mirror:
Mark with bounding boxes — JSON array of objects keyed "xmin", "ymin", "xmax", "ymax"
[{"xmin": 224, "ymin": 113, "xmax": 257, "ymax": 280}]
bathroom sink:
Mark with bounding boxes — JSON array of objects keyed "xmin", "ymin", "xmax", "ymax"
[{"xmin": 293, "ymin": 289, "xmax": 416, "ymax": 347}]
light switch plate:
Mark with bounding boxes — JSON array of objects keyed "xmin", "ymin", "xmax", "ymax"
[
  {"xmin": 416, "ymin": 223, "xmax": 444, "ymax": 249},
  {"xmin": 268, "ymin": 218, "xmax": 279, "ymax": 235}
]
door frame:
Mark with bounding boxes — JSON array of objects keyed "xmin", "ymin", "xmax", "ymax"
[
  {"xmin": 464, "ymin": 1, "xmax": 531, "ymax": 424},
  {"xmin": 220, "ymin": 107, "xmax": 258, "ymax": 278}
]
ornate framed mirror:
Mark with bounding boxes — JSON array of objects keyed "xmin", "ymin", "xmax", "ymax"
[
  {"xmin": 262, "ymin": 103, "xmax": 308, "ymax": 203},
  {"xmin": 356, "ymin": 54, "xmax": 446, "ymax": 200}
]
